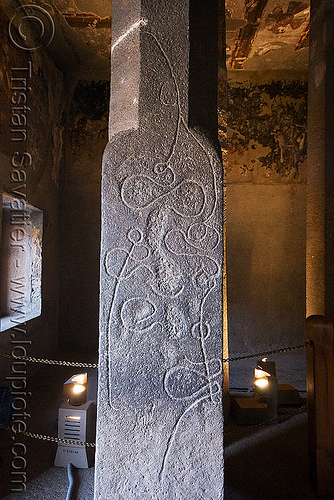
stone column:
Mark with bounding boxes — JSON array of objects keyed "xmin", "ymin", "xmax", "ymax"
[
  {"xmin": 307, "ymin": 0, "xmax": 334, "ymax": 319},
  {"xmin": 95, "ymin": 1, "xmax": 224, "ymax": 498}
]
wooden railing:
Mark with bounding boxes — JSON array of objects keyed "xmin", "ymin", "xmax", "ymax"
[{"xmin": 306, "ymin": 315, "xmax": 334, "ymax": 498}]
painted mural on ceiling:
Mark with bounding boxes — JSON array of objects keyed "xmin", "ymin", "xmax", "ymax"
[
  {"xmin": 53, "ymin": 0, "xmax": 111, "ymax": 62},
  {"xmin": 226, "ymin": 0, "xmax": 310, "ymax": 70},
  {"xmin": 13, "ymin": 0, "xmax": 309, "ymax": 73}
]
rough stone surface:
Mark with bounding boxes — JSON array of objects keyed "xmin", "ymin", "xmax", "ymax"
[
  {"xmin": 1, "ymin": 194, "xmax": 43, "ymax": 332},
  {"xmin": 95, "ymin": 1, "xmax": 224, "ymax": 498},
  {"xmin": 0, "ymin": 4, "xmax": 65, "ymax": 380},
  {"xmin": 59, "ymin": 79, "xmax": 108, "ymax": 352}
]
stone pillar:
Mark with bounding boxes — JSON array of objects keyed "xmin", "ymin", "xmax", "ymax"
[
  {"xmin": 95, "ymin": 1, "xmax": 224, "ymax": 498},
  {"xmin": 307, "ymin": 0, "xmax": 334, "ymax": 319}
]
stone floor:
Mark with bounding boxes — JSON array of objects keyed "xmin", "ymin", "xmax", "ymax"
[
  {"xmin": 224, "ymin": 407, "xmax": 316, "ymax": 499},
  {"xmin": 0, "ymin": 352, "xmax": 318, "ymax": 499}
]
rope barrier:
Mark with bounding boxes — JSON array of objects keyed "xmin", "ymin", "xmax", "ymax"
[
  {"xmin": 223, "ymin": 340, "xmax": 311, "ymax": 363},
  {"xmin": 0, "ymin": 352, "xmax": 98, "ymax": 368},
  {"xmin": 0, "ymin": 340, "xmax": 311, "ymax": 368},
  {"xmin": 0, "ymin": 342, "xmax": 312, "ymax": 447},
  {"xmin": 1, "ymin": 405, "xmax": 309, "ymax": 447},
  {"xmin": 0, "ymin": 422, "xmax": 96, "ymax": 447}
]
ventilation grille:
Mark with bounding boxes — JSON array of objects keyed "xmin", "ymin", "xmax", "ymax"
[{"xmin": 63, "ymin": 416, "xmax": 81, "ymax": 441}]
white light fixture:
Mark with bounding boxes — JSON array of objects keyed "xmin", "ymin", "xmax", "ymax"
[
  {"xmin": 232, "ymin": 356, "xmax": 302, "ymax": 425},
  {"xmin": 254, "ymin": 376, "xmax": 269, "ymax": 388},
  {"xmin": 254, "ymin": 375, "xmax": 270, "ymax": 401},
  {"xmin": 54, "ymin": 373, "xmax": 96, "ymax": 468}
]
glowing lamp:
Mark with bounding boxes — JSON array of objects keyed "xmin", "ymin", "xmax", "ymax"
[
  {"xmin": 63, "ymin": 373, "xmax": 87, "ymax": 406},
  {"xmin": 55, "ymin": 372, "xmax": 96, "ymax": 469},
  {"xmin": 254, "ymin": 377, "xmax": 269, "ymax": 388},
  {"xmin": 72, "ymin": 374, "xmax": 87, "ymax": 385},
  {"xmin": 254, "ymin": 370, "xmax": 278, "ymax": 418},
  {"xmin": 73, "ymin": 384, "xmax": 85, "ymax": 394},
  {"xmin": 254, "ymin": 376, "xmax": 270, "ymax": 399},
  {"xmin": 231, "ymin": 358, "xmax": 279, "ymax": 425}
]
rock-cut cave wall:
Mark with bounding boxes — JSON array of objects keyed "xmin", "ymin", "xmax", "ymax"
[
  {"xmin": 0, "ymin": 5, "xmax": 66, "ymax": 380},
  {"xmin": 220, "ymin": 70, "xmax": 308, "ymax": 389}
]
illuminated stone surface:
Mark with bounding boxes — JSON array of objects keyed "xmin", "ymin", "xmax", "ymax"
[{"xmin": 95, "ymin": 0, "xmax": 224, "ymax": 498}]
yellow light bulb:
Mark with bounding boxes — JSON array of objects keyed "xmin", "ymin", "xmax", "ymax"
[
  {"xmin": 254, "ymin": 378, "xmax": 269, "ymax": 388},
  {"xmin": 72, "ymin": 384, "xmax": 86, "ymax": 394}
]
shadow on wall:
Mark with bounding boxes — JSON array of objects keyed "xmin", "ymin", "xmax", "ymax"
[{"xmin": 59, "ymin": 80, "xmax": 109, "ymax": 353}]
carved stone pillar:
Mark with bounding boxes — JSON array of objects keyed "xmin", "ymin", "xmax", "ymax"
[{"xmin": 95, "ymin": 1, "xmax": 224, "ymax": 498}]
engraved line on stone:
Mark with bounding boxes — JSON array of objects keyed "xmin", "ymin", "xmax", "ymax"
[
  {"xmin": 141, "ymin": 30, "xmax": 218, "ymax": 227},
  {"xmin": 164, "ymin": 225, "xmax": 221, "ymax": 401},
  {"xmin": 181, "ymin": 115, "xmax": 219, "ymax": 222},
  {"xmin": 152, "ymin": 163, "xmax": 176, "ymax": 187},
  {"xmin": 143, "ymin": 30, "xmax": 182, "ymax": 164},
  {"xmin": 106, "ymin": 247, "xmax": 133, "ymax": 403},
  {"xmin": 121, "ymin": 176, "xmax": 205, "ymax": 217},
  {"xmin": 186, "ymin": 223, "xmax": 220, "ymax": 250},
  {"xmin": 163, "ymin": 226, "xmax": 221, "ymax": 401},
  {"xmin": 164, "ymin": 233, "xmax": 220, "ymax": 276},
  {"xmin": 105, "ymin": 228, "xmax": 148, "ymax": 405},
  {"xmin": 159, "ymin": 393, "xmax": 211, "ymax": 481},
  {"xmin": 110, "ymin": 19, "xmax": 148, "ymax": 55},
  {"xmin": 120, "ymin": 297, "xmax": 157, "ymax": 331},
  {"xmin": 165, "ymin": 228, "xmax": 219, "ymax": 256},
  {"xmin": 105, "ymin": 257, "xmax": 151, "ymax": 281},
  {"xmin": 198, "ymin": 280, "xmax": 216, "ymax": 401},
  {"xmin": 159, "ymin": 382, "xmax": 221, "ymax": 482},
  {"xmin": 108, "ymin": 393, "xmax": 122, "ymax": 411},
  {"xmin": 184, "ymin": 356, "xmax": 223, "ymax": 379},
  {"xmin": 164, "ymin": 365, "xmax": 217, "ymax": 401},
  {"xmin": 127, "ymin": 227, "xmax": 143, "ymax": 244},
  {"xmin": 129, "ymin": 247, "xmax": 150, "ymax": 263},
  {"xmin": 159, "ymin": 82, "xmax": 177, "ymax": 107},
  {"xmin": 191, "ymin": 321, "xmax": 210, "ymax": 340},
  {"xmin": 104, "ymin": 246, "xmax": 151, "ymax": 280},
  {"xmin": 104, "ymin": 248, "xmax": 128, "ymax": 279},
  {"xmin": 150, "ymin": 282, "xmax": 184, "ymax": 298}
]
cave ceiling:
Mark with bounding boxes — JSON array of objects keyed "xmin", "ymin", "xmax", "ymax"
[
  {"xmin": 6, "ymin": 0, "xmax": 309, "ymax": 74},
  {"xmin": 226, "ymin": 0, "xmax": 309, "ymax": 71}
]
